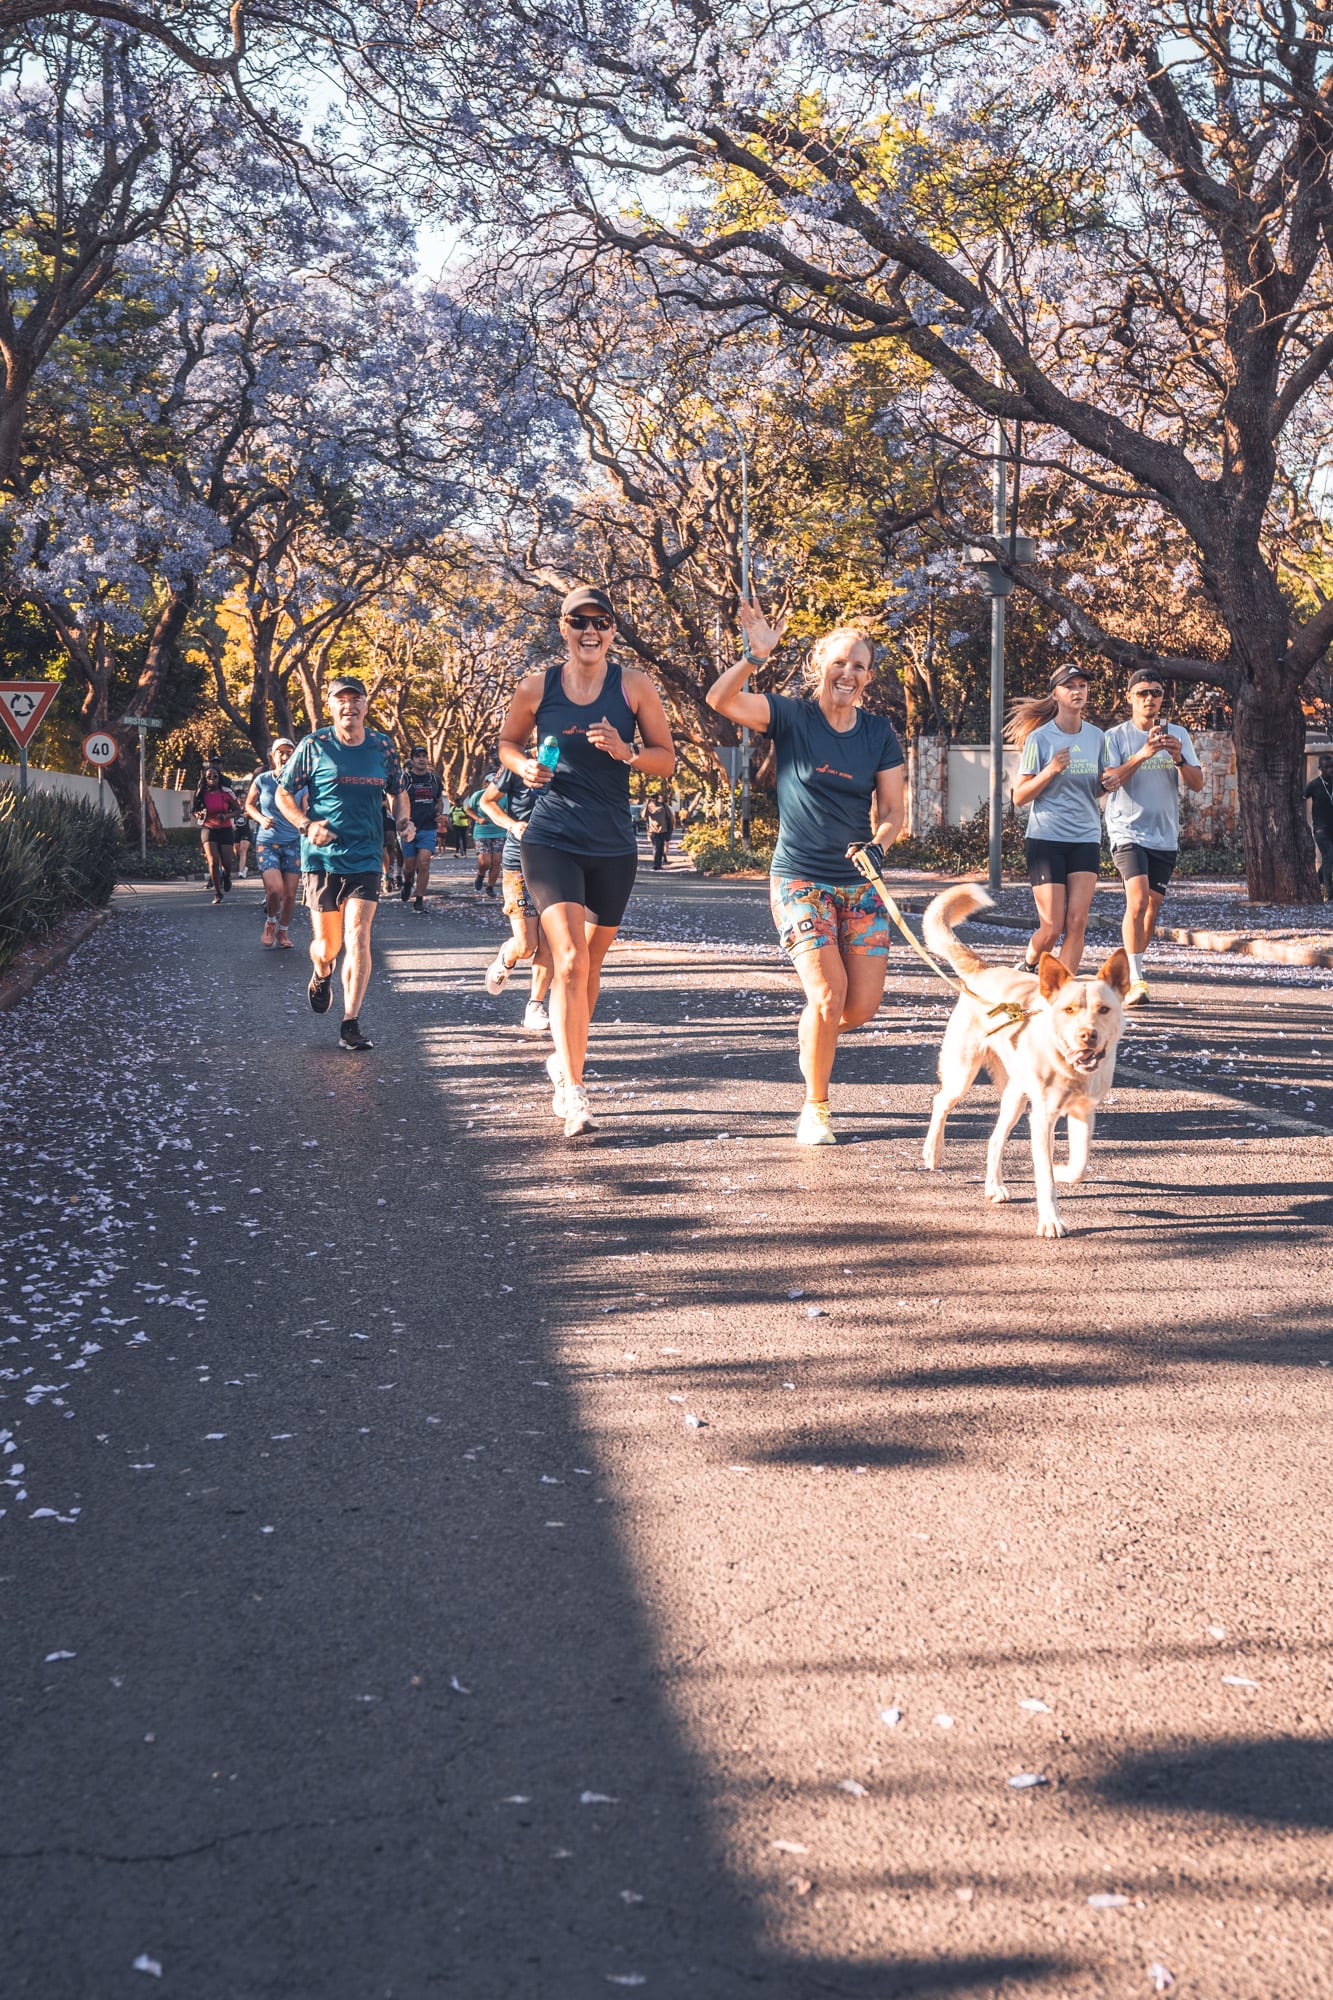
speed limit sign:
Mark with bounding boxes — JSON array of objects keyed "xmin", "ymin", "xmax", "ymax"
[{"xmin": 83, "ymin": 732, "xmax": 118, "ymax": 767}]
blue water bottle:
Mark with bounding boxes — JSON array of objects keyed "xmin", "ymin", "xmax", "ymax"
[{"xmin": 536, "ymin": 735, "xmax": 561, "ymax": 773}]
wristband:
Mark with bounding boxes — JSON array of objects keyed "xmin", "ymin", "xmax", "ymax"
[{"xmin": 740, "ymin": 644, "xmax": 767, "ymax": 668}]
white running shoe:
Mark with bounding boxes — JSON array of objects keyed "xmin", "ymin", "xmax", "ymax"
[
  {"xmin": 545, "ymin": 1050, "xmax": 566, "ymax": 1118},
  {"xmin": 795, "ymin": 1100, "xmax": 836, "ymax": 1145},
  {"xmin": 484, "ymin": 952, "xmax": 513, "ymax": 996},
  {"xmin": 522, "ymin": 1000, "xmax": 550, "ymax": 1035},
  {"xmin": 563, "ymin": 1085, "xmax": 595, "ymax": 1138}
]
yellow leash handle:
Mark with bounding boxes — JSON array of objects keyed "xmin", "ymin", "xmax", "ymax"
[
  {"xmin": 850, "ymin": 849, "xmax": 1029, "ymax": 1034},
  {"xmin": 850, "ymin": 848, "xmax": 965, "ymax": 992}
]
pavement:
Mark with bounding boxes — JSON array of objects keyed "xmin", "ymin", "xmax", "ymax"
[{"xmin": 3, "ymin": 856, "xmax": 1331, "ymax": 2000}]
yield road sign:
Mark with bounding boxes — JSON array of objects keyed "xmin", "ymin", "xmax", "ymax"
[
  {"xmin": 83, "ymin": 731, "xmax": 118, "ymax": 767},
  {"xmin": 0, "ymin": 680, "xmax": 58, "ymax": 751}
]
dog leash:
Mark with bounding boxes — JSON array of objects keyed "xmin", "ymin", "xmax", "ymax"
[{"xmin": 851, "ymin": 850, "xmax": 1030, "ymax": 1035}]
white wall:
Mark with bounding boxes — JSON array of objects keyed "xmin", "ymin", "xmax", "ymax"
[
  {"xmin": 946, "ymin": 746, "xmax": 1021, "ymax": 826},
  {"xmin": 0, "ymin": 765, "xmax": 195, "ymax": 827}
]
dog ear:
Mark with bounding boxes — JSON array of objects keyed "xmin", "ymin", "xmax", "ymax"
[
  {"xmin": 1097, "ymin": 947, "xmax": 1131, "ymax": 997},
  {"xmin": 1038, "ymin": 952, "xmax": 1072, "ymax": 999}
]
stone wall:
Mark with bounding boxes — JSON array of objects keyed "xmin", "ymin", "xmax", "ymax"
[
  {"xmin": 1178, "ymin": 731, "xmax": 1237, "ymax": 845},
  {"xmin": 906, "ymin": 734, "xmax": 948, "ymax": 836}
]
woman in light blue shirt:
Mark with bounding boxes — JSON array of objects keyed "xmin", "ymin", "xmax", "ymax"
[{"xmin": 1008, "ymin": 666, "xmax": 1107, "ymax": 973}]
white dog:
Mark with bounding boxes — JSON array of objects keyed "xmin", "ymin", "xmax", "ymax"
[{"xmin": 920, "ymin": 885, "xmax": 1130, "ymax": 1238}]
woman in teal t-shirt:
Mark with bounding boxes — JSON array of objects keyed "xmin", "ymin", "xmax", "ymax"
[{"xmin": 708, "ymin": 596, "xmax": 905, "ymax": 1147}]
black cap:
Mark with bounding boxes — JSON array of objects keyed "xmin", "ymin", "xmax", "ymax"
[
  {"xmin": 1126, "ymin": 667, "xmax": 1167, "ymax": 692},
  {"xmin": 328, "ymin": 675, "xmax": 367, "ymax": 697},
  {"xmin": 1049, "ymin": 664, "xmax": 1091, "ymax": 689},
  {"xmin": 560, "ymin": 585, "xmax": 614, "ymax": 619}
]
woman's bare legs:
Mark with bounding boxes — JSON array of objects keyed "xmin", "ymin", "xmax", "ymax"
[
  {"xmin": 539, "ymin": 901, "xmax": 618, "ymax": 1087},
  {"xmin": 792, "ymin": 943, "xmax": 888, "ymax": 1103}
]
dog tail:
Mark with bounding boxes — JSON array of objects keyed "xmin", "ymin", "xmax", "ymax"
[{"xmin": 922, "ymin": 884, "xmax": 992, "ymax": 976}]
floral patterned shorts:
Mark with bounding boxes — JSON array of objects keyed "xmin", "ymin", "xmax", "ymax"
[
  {"xmin": 502, "ymin": 867, "xmax": 535, "ymax": 919},
  {"xmin": 769, "ymin": 875, "xmax": 893, "ymax": 959}
]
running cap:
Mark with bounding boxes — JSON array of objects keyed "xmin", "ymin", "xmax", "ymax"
[
  {"xmin": 1125, "ymin": 667, "xmax": 1167, "ymax": 692},
  {"xmin": 560, "ymin": 584, "xmax": 614, "ymax": 619},
  {"xmin": 1048, "ymin": 664, "xmax": 1091, "ymax": 689},
  {"xmin": 272, "ymin": 735, "xmax": 297, "ymax": 751},
  {"xmin": 328, "ymin": 674, "xmax": 367, "ymax": 697}
]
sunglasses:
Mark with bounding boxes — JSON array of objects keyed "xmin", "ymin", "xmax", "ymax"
[
  {"xmin": 565, "ymin": 613, "xmax": 614, "ymax": 632},
  {"xmin": 1134, "ymin": 687, "xmax": 1166, "ymax": 698}
]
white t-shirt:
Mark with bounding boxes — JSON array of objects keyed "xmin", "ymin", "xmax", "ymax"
[
  {"xmin": 1018, "ymin": 721, "xmax": 1106, "ymax": 842},
  {"xmin": 1103, "ymin": 722, "xmax": 1200, "ymax": 851}
]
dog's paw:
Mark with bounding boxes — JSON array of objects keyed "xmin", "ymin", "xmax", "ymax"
[
  {"xmin": 922, "ymin": 1143, "xmax": 940, "ymax": 1171},
  {"xmin": 1053, "ymin": 1165, "xmax": 1088, "ymax": 1185},
  {"xmin": 985, "ymin": 1181, "xmax": 1010, "ymax": 1204},
  {"xmin": 1036, "ymin": 1213, "xmax": 1069, "ymax": 1239}
]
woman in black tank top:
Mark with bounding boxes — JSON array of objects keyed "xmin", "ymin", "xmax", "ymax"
[{"xmin": 498, "ymin": 585, "xmax": 675, "ymax": 1139}]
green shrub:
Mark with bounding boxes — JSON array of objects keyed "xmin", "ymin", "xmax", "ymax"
[
  {"xmin": 0, "ymin": 785, "xmax": 121, "ymax": 971},
  {"xmin": 892, "ymin": 803, "xmax": 1031, "ymax": 877},
  {"xmin": 117, "ymin": 825, "xmax": 208, "ymax": 881},
  {"xmin": 683, "ymin": 801, "xmax": 1250, "ymax": 884},
  {"xmin": 682, "ymin": 824, "xmax": 776, "ymax": 875},
  {"xmin": 1174, "ymin": 841, "xmax": 1245, "ymax": 878}
]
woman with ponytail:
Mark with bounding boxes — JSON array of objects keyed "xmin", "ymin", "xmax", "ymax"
[{"xmin": 1008, "ymin": 666, "xmax": 1108, "ymax": 973}]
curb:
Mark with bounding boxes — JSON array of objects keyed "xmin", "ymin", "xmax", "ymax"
[
  {"xmin": 0, "ymin": 908, "xmax": 110, "ymax": 1014},
  {"xmin": 1163, "ymin": 926, "xmax": 1333, "ymax": 968}
]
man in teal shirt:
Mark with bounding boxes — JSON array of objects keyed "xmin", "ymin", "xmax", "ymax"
[{"xmin": 277, "ymin": 676, "xmax": 411, "ymax": 1051}]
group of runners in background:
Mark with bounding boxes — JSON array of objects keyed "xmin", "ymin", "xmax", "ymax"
[{"xmin": 186, "ymin": 578, "xmax": 1332, "ymax": 1142}]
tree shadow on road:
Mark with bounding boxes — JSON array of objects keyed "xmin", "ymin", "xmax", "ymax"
[{"xmin": 1091, "ymin": 1736, "xmax": 1333, "ymax": 1830}]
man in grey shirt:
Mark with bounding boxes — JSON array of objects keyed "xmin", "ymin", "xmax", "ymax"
[{"xmin": 1102, "ymin": 670, "xmax": 1205, "ymax": 1006}]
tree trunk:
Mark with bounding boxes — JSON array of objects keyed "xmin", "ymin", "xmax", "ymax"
[
  {"xmin": 88, "ymin": 727, "xmax": 163, "ymax": 845},
  {"xmin": 1231, "ymin": 676, "xmax": 1320, "ymax": 903},
  {"xmin": 247, "ymin": 608, "xmax": 281, "ymax": 760},
  {"xmin": 64, "ymin": 628, "xmax": 128, "ymax": 841}
]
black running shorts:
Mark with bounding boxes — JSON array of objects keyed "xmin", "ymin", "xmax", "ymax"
[
  {"xmin": 1025, "ymin": 838, "xmax": 1101, "ymax": 886},
  {"xmin": 520, "ymin": 842, "xmax": 637, "ymax": 928},
  {"xmin": 1112, "ymin": 843, "xmax": 1177, "ymax": 897},
  {"xmin": 200, "ymin": 825, "xmax": 235, "ymax": 846},
  {"xmin": 303, "ymin": 869, "xmax": 381, "ymax": 913}
]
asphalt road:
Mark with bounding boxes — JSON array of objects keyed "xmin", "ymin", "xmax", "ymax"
[{"xmin": 3, "ymin": 861, "xmax": 1331, "ymax": 2000}]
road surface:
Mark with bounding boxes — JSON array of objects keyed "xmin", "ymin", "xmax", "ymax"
[{"xmin": 3, "ymin": 863, "xmax": 1330, "ymax": 1998}]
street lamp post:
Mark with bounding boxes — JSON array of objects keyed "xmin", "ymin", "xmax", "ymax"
[
  {"xmin": 963, "ymin": 246, "xmax": 1041, "ymax": 895},
  {"xmin": 966, "ymin": 518, "xmax": 1034, "ymax": 897},
  {"xmin": 714, "ymin": 406, "xmax": 753, "ymax": 844}
]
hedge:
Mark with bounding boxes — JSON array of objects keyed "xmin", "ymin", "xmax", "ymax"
[
  {"xmin": 117, "ymin": 825, "xmax": 209, "ymax": 882},
  {"xmin": 684, "ymin": 800, "xmax": 1245, "ymax": 880},
  {"xmin": 0, "ymin": 785, "xmax": 121, "ymax": 973}
]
